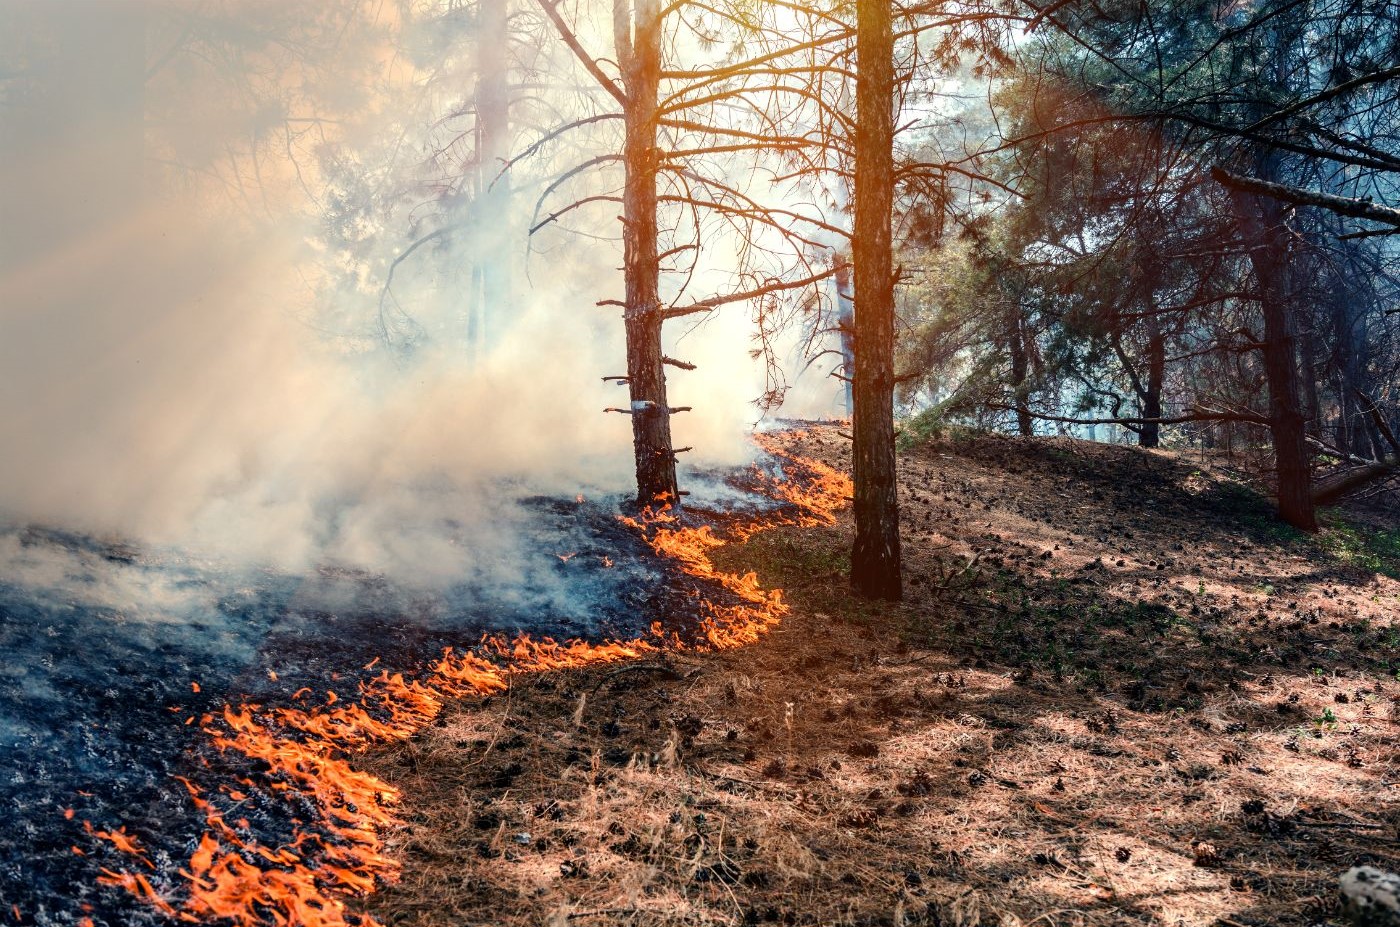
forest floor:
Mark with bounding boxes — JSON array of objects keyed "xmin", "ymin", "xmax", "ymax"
[{"xmin": 355, "ymin": 426, "xmax": 1400, "ymax": 927}]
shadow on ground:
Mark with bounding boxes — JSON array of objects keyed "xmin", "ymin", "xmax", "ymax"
[{"xmin": 357, "ymin": 428, "xmax": 1398, "ymax": 927}]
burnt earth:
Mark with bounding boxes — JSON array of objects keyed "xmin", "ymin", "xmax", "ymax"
[{"xmin": 0, "ymin": 490, "xmax": 760, "ymax": 927}]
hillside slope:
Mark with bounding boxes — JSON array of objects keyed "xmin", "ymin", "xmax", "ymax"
[{"xmin": 357, "ymin": 427, "xmax": 1399, "ymax": 927}]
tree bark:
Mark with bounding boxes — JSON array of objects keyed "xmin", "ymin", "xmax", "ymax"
[
  {"xmin": 1140, "ymin": 315, "xmax": 1165, "ymax": 448},
  {"xmin": 1225, "ymin": 178, "xmax": 1318, "ymax": 532},
  {"xmin": 1299, "ymin": 328, "xmax": 1321, "ymax": 437},
  {"xmin": 618, "ymin": 0, "xmax": 679, "ymax": 506},
  {"xmin": 1330, "ymin": 254, "xmax": 1374, "ymax": 459},
  {"xmin": 1312, "ymin": 456, "xmax": 1399, "ymax": 506},
  {"xmin": 1008, "ymin": 307, "xmax": 1033, "ymax": 437},
  {"xmin": 850, "ymin": 0, "xmax": 902, "ymax": 601}
]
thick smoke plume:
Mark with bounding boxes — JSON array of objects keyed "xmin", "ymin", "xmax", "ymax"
[{"xmin": 0, "ymin": 1, "xmax": 833, "ymax": 592}]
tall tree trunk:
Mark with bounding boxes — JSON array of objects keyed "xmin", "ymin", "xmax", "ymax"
[
  {"xmin": 850, "ymin": 0, "xmax": 901, "ymax": 601},
  {"xmin": 1140, "ymin": 316, "xmax": 1165, "ymax": 449},
  {"xmin": 618, "ymin": 0, "xmax": 678, "ymax": 506},
  {"xmin": 1299, "ymin": 328, "xmax": 1321, "ymax": 437},
  {"xmin": 1226, "ymin": 182, "xmax": 1317, "ymax": 532},
  {"xmin": 1007, "ymin": 307, "xmax": 1033, "ymax": 437},
  {"xmin": 473, "ymin": 0, "xmax": 513, "ymax": 353},
  {"xmin": 1330, "ymin": 259, "xmax": 1374, "ymax": 459}
]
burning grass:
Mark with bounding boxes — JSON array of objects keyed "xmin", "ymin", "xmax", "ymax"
[{"xmin": 80, "ymin": 439, "xmax": 851, "ymax": 927}]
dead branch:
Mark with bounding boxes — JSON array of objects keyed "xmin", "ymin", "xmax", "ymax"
[
  {"xmin": 604, "ymin": 405, "xmax": 693, "ymax": 415},
  {"xmin": 660, "ymin": 267, "xmax": 838, "ymax": 319},
  {"xmin": 588, "ymin": 662, "xmax": 683, "ymax": 695},
  {"xmin": 1312, "ymin": 455, "xmax": 1400, "ymax": 506},
  {"xmin": 497, "ymin": 113, "xmax": 625, "ymax": 186},
  {"xmin": 377, "ymin": 224, "xmax": 458, "ymax": 345},
  {"xmin": 984, "ymin": 404, "xmax": 1272, "ymax": 428},
  {"xmin": 1355, "ymin": 388, "xmax": 1400, "ymax": 456},
  {"xmin": 530, "ymin": 194, "xmax": 623, "ymax": 235},
  {"xmin": 535, "ymin": 0, "xmax": 627, "ymax": 107},
  {"xmin": 1243, "ymin": 64, "xmax": 1400, "ymax": 133},
  {"xmin": 1210, "ymin": 166, "xmax": 1400, "ymax": 229}
]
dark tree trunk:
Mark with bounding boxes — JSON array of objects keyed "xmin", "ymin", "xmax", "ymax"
[
  {"xmin": 1226, "ymin": 182, "xmax": 1318, "ymax": 532},
  {"xmin": 472, "ymin": 0, "xmax": 513, "ymax": 353},
  {"xmin": 1007, "ymin": 309, "xmax": 1033, "ymax": 437},
  {"xmin": 1330, "ymin": 268, "xmax": 1373, "ymax": 458},
  {"xmin": 618, "ymin": 0, "xmax": 679, "ymax": 506},
  {"xmin": 1299, "ymin": 328, "xmax": 1321, "ymax": 437},
  {"xmin": 850, "ymin": 0, "xmax": 901, "ymax": 601},
  {"xmin": 1140, "ymin": 316, "xmax": 1166, "ymax": 449}
]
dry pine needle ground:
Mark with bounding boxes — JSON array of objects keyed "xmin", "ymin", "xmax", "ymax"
[{"xmin": 356, "ymin": 427, "xmax": 1399, "ymax": 927}]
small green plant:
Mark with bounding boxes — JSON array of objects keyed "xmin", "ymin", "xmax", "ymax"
[{"xmin": 1317, "ymin": 514, "xmax": 1400, "ymax": 579}]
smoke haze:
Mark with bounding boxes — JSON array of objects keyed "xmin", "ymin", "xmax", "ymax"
[{"xmin": 0, "ymin": 1, "xmax": 840, "ymax": 590}]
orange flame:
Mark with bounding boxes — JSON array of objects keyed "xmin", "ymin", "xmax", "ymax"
[{"xmin": 89, "ymin": 439, "xmax": 849, "ymax": 927}]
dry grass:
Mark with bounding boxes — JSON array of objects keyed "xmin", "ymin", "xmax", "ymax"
[{"xmin": 355, "ymin": 428, "xmax": 1399, "ymax": 927}]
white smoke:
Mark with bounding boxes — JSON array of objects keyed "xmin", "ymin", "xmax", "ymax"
[{"xmin": 0, "ymin": 1, "xmax": 841, "ymax": 594}]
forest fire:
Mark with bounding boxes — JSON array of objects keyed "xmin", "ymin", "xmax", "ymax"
[
  {"xmin": 7, "ymin": 0, "xmax": 1399, "ymax": 924},
  {"xmin": 77, "ymin": 441, "xmax": 850, "ymax": 927}
]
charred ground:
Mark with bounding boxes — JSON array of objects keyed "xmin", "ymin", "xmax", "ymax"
[
  {"xmin": 357, "ymin": 426, "xmax": 1399, "ymax": 927},
  {"xmin": 0, "ymin": 491, "xmax": 772, "ymax": 927}
]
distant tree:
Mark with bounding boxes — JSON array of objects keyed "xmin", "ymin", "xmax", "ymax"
[{"xmin": 997, "ymin": 0, "xmax": 1400, "ymax": 528}]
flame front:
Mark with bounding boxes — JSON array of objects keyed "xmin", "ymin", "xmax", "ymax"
[{"xmin": 87, "ymin": 440, "xmax": 850, "ymax": 926}]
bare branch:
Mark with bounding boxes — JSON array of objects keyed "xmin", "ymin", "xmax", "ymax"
[
  {"xmin": 1210, "ymin": 166, "xmax": 1400, "ymax": 230},
  {"xmin": 536, "ymin": 0, "xmax": 627, "ymax": 107},
  {"xmin": 530, "ymin": 194, "xmax": 624, "ymax": 235},
  {"xmin": 498, "ymin": 113, "xmax": 625, "ymax": 185},
  {"xmin": 985, "ymin": 404, "xmax": 1272, "ymax": 428},
  {"xmin": 661, "ymin": 267, "xmax": 837, "ymax": 319},
  {"xmin": 1244, "ymin": 64, "xmax": 1400, "ymax": 134}
]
